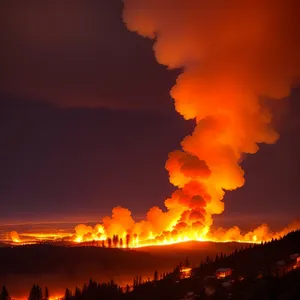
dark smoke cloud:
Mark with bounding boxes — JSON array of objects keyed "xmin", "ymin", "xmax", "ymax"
[{"xmin": 0, "ymin": 0, "xmax": 177, "ymax": 109}]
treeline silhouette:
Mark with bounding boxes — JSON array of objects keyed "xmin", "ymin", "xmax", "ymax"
[
  {"xmin": 88, "ymin": 234, "xmax": 131, "ymax": 249},
  {"xmin": 193, "ymin": 230, "xmax": 300, "ymax": 278},
  {"xmin": 1, "ymin": 230, "xmax": 299, "ymax": 300}
]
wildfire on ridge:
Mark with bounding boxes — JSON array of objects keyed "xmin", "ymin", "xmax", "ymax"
[
  {"xmin": 8, "ymin": 220, "xmax": 300, "ymax": 248},
  {"xmin": 7, "ymin": 1, "xmax": 300, "ymax": 249}
]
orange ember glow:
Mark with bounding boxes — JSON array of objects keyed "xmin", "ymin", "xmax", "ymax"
[
  {"xmin": 180, "ymin": 267, "xmax": 192, "ymax": 279},
  {"xmin": 10, "ymin": 231, "xmax": 21, "ymax": 243},
  {"xmin": 7, "ymin": 1, "xmax": 300, "ymax": 248},
  {"xmin": 7, "ymin": 230, "xmax": 72, "ymax": 245}
]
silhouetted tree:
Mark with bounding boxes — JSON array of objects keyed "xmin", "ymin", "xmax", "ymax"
[
  {"xmin": 206, "ymin": 255, "xmax": 210, "ymax": 264},
  {"xmin": 184, "ymin": 256, "xmax": 190, "ymax": 268},
  {"xmin": 101, "ymin": 240, "xmax": 105, "ymax": 248},
  {"xmin": 178, "ymin": 262, "xmax": 183, "ymax": 270},
  {"xmin": 112, "ymin": 235, "xmax": 119, "ymax": 247},
  {"xmin": 81, "ymin": 283, "xmax": 87, "ymax": 297},
  {"xmin": 153, "ymin": 270, "xmax": 158, "ymax": 282},
  {"xmin": 200, "ymin": 261, "xmax": 204, "ymax": 269},
  {"xmin": 173, "ymin": 265, "xmax": 181, "ymax": 279},
  {"xmin": 133, "ymin": 276, "xmax": 138, "ymax": 288},
  {"xmin": 220, "ymin": 252, "xmax": 224, "ymax": 260},
  {"xmin": 75, "ymin": 287, "xmax": 81, "ymax": 299},
  {"xmin": 126, "ymin": 234, "xmax": 130, "ymax": 248},
  {"xmin": 119, "ymin": 238, "xmax": 123, "ymax": 248},
  {"xmin": 0, "ymin": 285, "xmax": 10, "ymax": 300},
  {"xmin": 107, "ymin": 237, "xmax": 112, "ymax": 248},
  {"xmin": 29, "ymin": 285, "xmax": 35, "ymax": 300},
  {"xmin": 64, "ymin": 288, "xmax": 72, "ymax": 300},
  {"xmin": 29, "ymin": 285, "xmax": 42, "ymax": 300},
  {"xmin": 44, "ymin": 287, "xmax": 49, "ymax": 300}
]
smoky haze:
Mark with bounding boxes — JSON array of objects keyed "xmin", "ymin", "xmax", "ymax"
[{"xmin": 0, "ymin": 0, "xmax": 177, "ymax": 110}]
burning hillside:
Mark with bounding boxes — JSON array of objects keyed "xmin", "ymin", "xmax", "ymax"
[{"xmin": 7, "ymin": 0, "xmax": 300, "ymax": 248}]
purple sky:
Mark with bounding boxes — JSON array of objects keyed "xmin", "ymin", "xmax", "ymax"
[{"xmin": 0, "ymin": 0, "xmax": 299, "ymax": 230}]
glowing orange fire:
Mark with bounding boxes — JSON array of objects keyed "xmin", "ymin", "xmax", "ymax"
[{"xmin": 8, "ymin": 220, "xmax": 300, "ymax": 248}]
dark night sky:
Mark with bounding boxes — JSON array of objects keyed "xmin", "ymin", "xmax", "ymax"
[{"xmin": 0, "ymin": 0, "xmax": 299, "ymax": 229}]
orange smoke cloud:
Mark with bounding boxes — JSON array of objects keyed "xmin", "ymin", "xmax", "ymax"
[
  {"xmin": 121, "ymin": 0, "xmax": 300, "ymax": 242},
  {"xmin": 166, "ymin": 150, "xmax": 211, "ymax": 186},
  {"xmin": 208, "ymin": 220, "xmax": 300, "ymax": 243}
]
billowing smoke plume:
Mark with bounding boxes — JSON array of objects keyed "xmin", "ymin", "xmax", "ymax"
[
  {"xmin": 119, "ymin": 0, "xmax": 300, "ymax": 242},
  {"xmin": 9, "ymin": 1, "xmax": 300, "ymax": 246},
  {"xmin": 72, "ymin": 0, "xmax": 300, "ymax": 246}
]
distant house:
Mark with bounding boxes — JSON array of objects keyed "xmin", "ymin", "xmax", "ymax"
[
  {"xmin": 178, "ymin": 291, "xmax": 194, "ymax": 300},
  {"xmin": 274, "ymin": 259, "xmax": 295, "ymax": 277},
  {"xmin": 180, "ymin": 267, "xmax": 192, "ymax": 279},
  {"xmin": 222, "ymin": 281, "xmax": 232, "ymax": 289},
  {"xmin": 215, "ymin": 268, "xmax": 233, "ymax": 279},
  {"xmin": 289, "ymin": 253, "xmax": 299, "ymax": 260},
  {"xmin": 276, "ymin": 260, "xmax": 287, "ymax": 275},
  {"xmin": 290, "ymin": 253, "xmax": 300, "ymax": 269},
  {"xmin": 289, "ymin": 253, "xmax": 300, "ymax": 269}
]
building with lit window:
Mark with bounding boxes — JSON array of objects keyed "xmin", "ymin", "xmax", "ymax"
[{"xmin": 215, "ymin": 268, "xmax": 233, "ymax": 279}]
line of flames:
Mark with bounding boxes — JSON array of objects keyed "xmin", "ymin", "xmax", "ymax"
[
  {"xmin": 7, "ymin": 219, "xmax": 300, "ymax": 248},
  {"xmin": 6, "ymin": 230, "xmax": 280, "ymax": 248}
]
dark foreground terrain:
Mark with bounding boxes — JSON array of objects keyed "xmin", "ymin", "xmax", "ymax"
[
  {"xmin": 0, "ymin": 241, "xmax": 245, "ymax": 297},
  {"xmin": 1, "ymin": 230, "xmax": 300, "ymax": 299}
]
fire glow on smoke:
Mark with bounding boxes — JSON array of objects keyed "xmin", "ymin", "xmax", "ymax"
[{"xmin": 9, "ymin": 0, "xmax": 300, "ymax": 247}]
